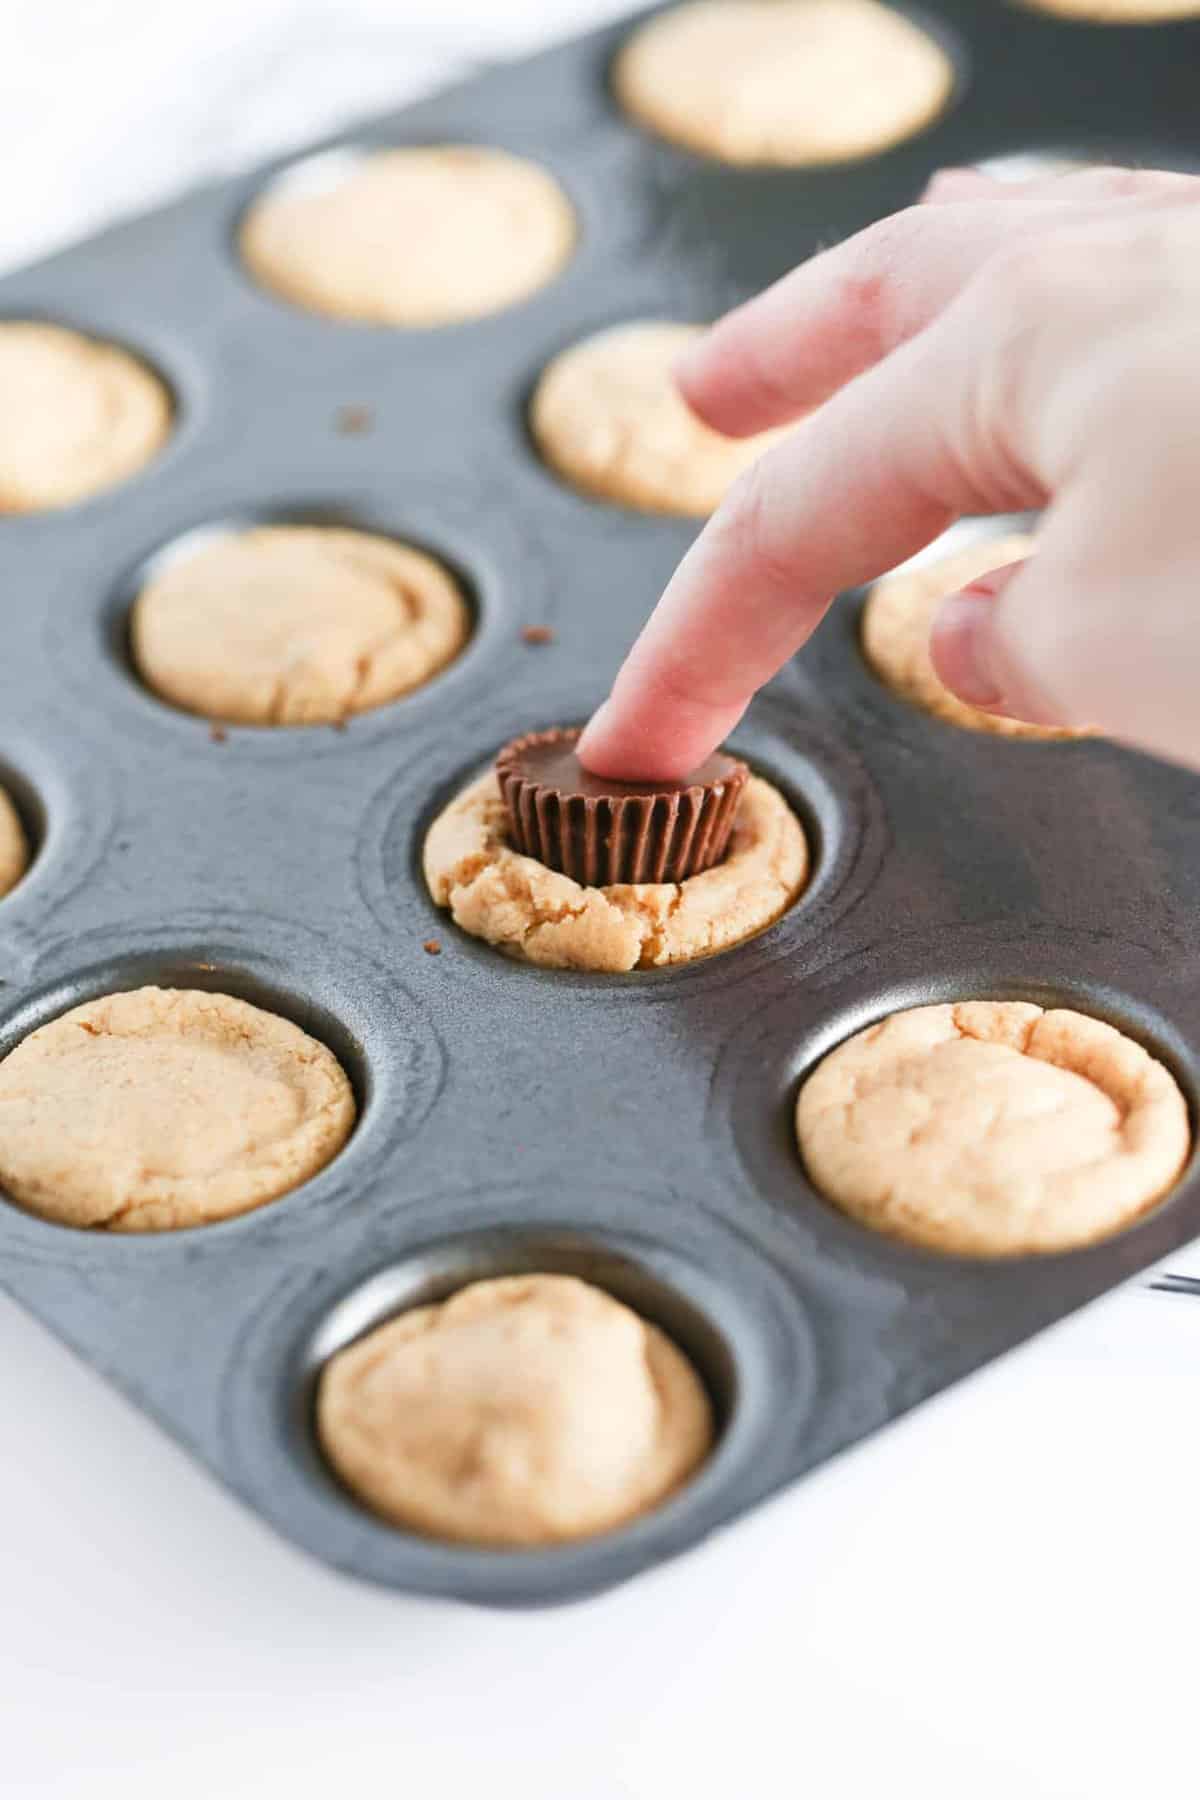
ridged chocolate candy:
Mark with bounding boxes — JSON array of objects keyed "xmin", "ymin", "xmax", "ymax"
[{"xmin": 495, "ymin": 727, "xmax": 749, "ymax": 886}]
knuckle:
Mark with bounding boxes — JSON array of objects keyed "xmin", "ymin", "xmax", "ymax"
[
  {"xmin": 858, "ymin": 204, "xmax": 924, "ymax": 266},
  {"xmin": 986, "ymin": 234, "xmax": 1082, "ymax": 313},
  {"xmin": 858, "ymin": 205, "xmax": 925, "ymax": 262},
  {"xmin": 719, "ymin": 461, "xmax": 796, "ymax": 596},
  {"xmin": 831, "ymin": 268, "xmax": 892, "ymax": 357},
  {"xmin": 721, "ymin": 332, "xmax": 797, "ymax": 422},
  {"xmin": 825, "ymin": 208, "xmax": 926, "ymax": 351}
]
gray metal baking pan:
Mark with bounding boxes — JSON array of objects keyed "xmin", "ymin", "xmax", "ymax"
[{"xmin": 2, "ymin": 0, "xmax": 1199, "ymax": 1605}]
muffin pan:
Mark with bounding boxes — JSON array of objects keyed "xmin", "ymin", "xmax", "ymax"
[{"xmin": 2, "ymin": 0, "xmax": 1200, "ymax": 1606}]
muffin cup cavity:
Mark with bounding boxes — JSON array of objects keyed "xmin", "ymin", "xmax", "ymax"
[
  {"xmin": 45, "ymin": 481, "xmax": 528, "ymax": 763},
  {"xmin": 221, "ymin": 1203, "xmax": 816, "ymax": 1605},
  {"xmin": 0, "ymin": 739, "xmax": 117, "ymax": 978},
  {"xmin": 611, "ymin": 1, "xmax": 964, "ymax": 169},
  {"xmin": 716, "ymin": 923, "xmax": 1200, "ymax": 1274},
  {"xmin": 0, "ymin": 758, "xmax": 44, "ymax": 896},
  {"xmin": 367, "ymin": 700, "xmax": 886, "ymax": 995},
  {"xmin": 307, "ymin": 1234, "xmax": 742, "ymax": 1442},
  {"xmin": 0, "ymin": 317, "xmax": 175, "ymax": 514},
  {"xmin": 110, "ymin": 507, "xmax": 481, "ymax": 732},
  {"xmin": 237, "ymin": 142, "xmax": 578, "ymax": 327},
  {"xmin": 0, "ymin": 919, "xmax": 445, "ymax": 1248},
  {"xmin": 796, "ymin": 999, "xmax": 1190, "ymax": 1258}
]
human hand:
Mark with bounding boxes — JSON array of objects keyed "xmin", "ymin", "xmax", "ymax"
[{"xmin": 578, "ymin": 167, "xmax": 1200, "ymax": 778}]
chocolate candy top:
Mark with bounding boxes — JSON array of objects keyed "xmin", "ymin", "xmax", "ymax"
[{"xmin": 495, "ymin": 727, "xmax": 749, "ymax": 886}]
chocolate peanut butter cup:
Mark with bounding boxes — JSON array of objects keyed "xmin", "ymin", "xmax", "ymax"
[{"xmin": 495, "ymin": 727, "xmax": 749, "ymax": 885}]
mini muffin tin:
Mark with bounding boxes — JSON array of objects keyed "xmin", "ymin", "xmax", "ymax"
[{"xmin": 1, "ymin": 0, "xmax": 1199, "ymax": 1608}]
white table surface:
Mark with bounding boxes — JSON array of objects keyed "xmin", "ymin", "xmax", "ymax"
[{"xmin": 3, "ymin": 6, "xmax": 1198, "ymax": 1796}]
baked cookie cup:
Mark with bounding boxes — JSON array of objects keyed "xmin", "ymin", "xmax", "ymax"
[
  {"xmin": 795, "ymin": 1000, "xmax": 1190, "ymax": 1256},
  {"xmin": 317, "ymin": 1272, "xmax": 715, "ymax": 1546},
  {"xmin": 423, "ymin": 765, "xmax": 809, "ymax": 971}
]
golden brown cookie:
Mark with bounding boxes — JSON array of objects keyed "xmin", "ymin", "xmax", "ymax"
[
  {"xmin": 131, "ymin": 525, "xmax": 470, "ymax": 726},
  {"xmin": 614, "ymin": 0, "xmax": 954, "ymax": 167},
  {"xmin": 240, "ymin": 145, "xmax": 576, "ymax": 326},
  {"xmin": 531, "ymin": 321, "xmax": 785, "ymax": 515},
  {"xmin": 317, "ymin": 1273, "xmax": 715, "ymax": 1546},
  {"xmin": 0, "ymin": 785, "xmax": 30, "ymax": 900},
  {"xmin": 0, "ymin": 986, "xmax": 356, "ymax": 1231},
  {"xmin": 1020, "ymin": 0, "xmax": 1199, "ymax": 19},
  {"xmin": 0, "ymin": 321, "xmax": 171, "ymax": 513},
  {"xmin": 423, "ymin": 768, "xmax": 808, "ymax": 971},
  {"xmin": 861, "ymin": 532, "xmax": 1088, "ymax": 739},
  {"xmin": 796, "ymin": 1001, "xmax": 1190, "ymax": 1256}
]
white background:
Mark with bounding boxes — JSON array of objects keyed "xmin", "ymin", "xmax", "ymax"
[{"xmin": 3, "ymin": 5, "xmax": 1199, "ymax": 1796}]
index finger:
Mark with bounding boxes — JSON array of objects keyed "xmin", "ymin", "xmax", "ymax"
[{"xmin": 578, "ymin": 303, "xmax": 1040, "ymax": 780}]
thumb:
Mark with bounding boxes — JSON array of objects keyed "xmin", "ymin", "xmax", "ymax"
[
  {"xmin": 929, "ymin": 557, "xmax": 1074, "ymax": 732},
  {"xmin": 929, "ymin": 527, "xmax": 1200, "ymax": 770}
]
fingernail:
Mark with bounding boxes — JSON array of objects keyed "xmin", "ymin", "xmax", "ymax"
[
  {"xmin": 921, "ymin": 166, "xmax": 989, "ymax": 202},
  {"xmin": 672, "ymin": 335, "xmax": 709, "ymax": 387},
  {"xmin": 575, "ymin": 701, "xmax": 610, "ymax": 767},
  {"xmin": 931, "ymin": 586, "xmax": 1004, "ymax": 707}
]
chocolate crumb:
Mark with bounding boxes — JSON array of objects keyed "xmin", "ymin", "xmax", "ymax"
[
  {"xmin": 336, "ymin": 405, "xmax": 373, "ymax": 435},
  {"xmin": 423, "ymin": 938, "xmax": 443, "ymax": 956},
  {"xmin": 209, "ymin": 722, "xmax": 228, "ymax": 744},
  {"xmin": 330, "ymin": 718, "xmax": 348, "ymax": 733},
  {"xmin": 521, "ymin": 624, "xmax": 555, "ymax": 646}
]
